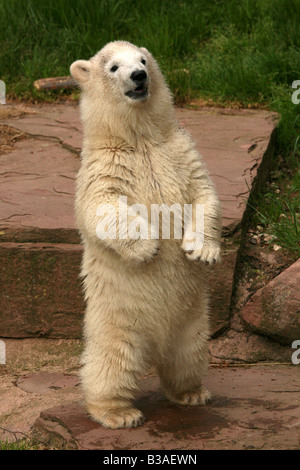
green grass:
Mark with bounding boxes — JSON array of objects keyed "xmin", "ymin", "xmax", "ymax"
[
  {"xmin": 0, "ymin": 438, "xmax": 38, "ymax": 450},
  {"xmin": 0, "ymin": 0, "xmax": 299, "ymax": 105},
  {"xmin": 0, "ymin": 0, "xmax": 299, "ymax": 253},
  {"xmin": 248, "ymin": 92, "xmax": 300, "ymax": 257},
  {"xmin": 249, "ymin": 170, "xmax": 300, "ymax": 256}
]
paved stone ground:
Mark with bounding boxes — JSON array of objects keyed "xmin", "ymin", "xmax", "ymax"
[
  {"xmin": 1, "ymin": 102, "xmax": 298, "ymax": 450},
  {"xmin": 0, "ymin": 340, "xmax": 299, "ymax": 450},
  {"xmin": 0, "ymin": 338, "xmax": 82, "ymax": 445},
  {"xmin": 0, "ymin": 103, "xmax": 278, "ymax": 338},
  {"xmin": 0, "ymin": 104, "xmax": 277, "ymax": 232},
  {"xmin": 32, "ymin": 366, "xmax": 300, "ymax": 450}
]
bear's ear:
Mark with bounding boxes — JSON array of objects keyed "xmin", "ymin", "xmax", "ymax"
[
  {"xmin": 70, "ymin": 60, "xmax": 91, "ymax": 85},
  {"xmin": 140, "ymin": 47, "xmax": 149, "ymax": 55}
]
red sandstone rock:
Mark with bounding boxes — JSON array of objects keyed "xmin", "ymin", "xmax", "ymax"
[
  {"xmin": 1, "ymin": 104, "xmax": 277, "ymax": 233},
  {"xmin": 241, "ymin": 259, "xmax": 300, "ymax": 345},
  {"xmin": 32, "ymin": 368, "xmax": 300, "ymax": 450},
  {"xmin": 0, "ymin": 104, "xmax": 277, "ymax": 339},
  {"xmin": 17, "ymin": 372, "xmax": 80, "ymax": 394},
  {"xmin": 0, "ymin": 242, "xmax": 84, "ymax": 338}
]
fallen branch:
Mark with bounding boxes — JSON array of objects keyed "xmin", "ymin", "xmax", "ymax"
[{"xmin": 33, "ymin": 76, "xmax": 78, "ymax": 91}]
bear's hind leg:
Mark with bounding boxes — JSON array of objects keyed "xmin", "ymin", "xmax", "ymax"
[
  {"xmin": 81, "ymin": 323, "xmax": 146, "ymax": 429},
  {"xmin": 157, "ymin": 311, "xmax": 211, "ymax": 406}
]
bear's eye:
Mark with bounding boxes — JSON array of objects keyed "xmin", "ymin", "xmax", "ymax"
[
  {"xmin": 110, "ymin": 65, "xmax": 118, "ymax": 72},
  {"xmin": 141, "ymin": 59, "xmax": 146, "ymax": 65}
]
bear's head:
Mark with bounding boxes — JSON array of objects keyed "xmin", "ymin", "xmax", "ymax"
[
  {"xmin": 71, "ymin": 41, "xmax": 152, "ymax": 104},
  {"xmin": 70, "ymin": 41, "xmax": 175, "ymax": 145}
]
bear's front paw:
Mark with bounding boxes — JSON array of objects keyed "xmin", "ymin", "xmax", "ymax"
[
  {"xmin": 183, "ymin": 242, "xmax": 221, "ymax": 265},
  {"xmin": 87, "ymin": 403, "xmax": 145, "ymax": 429}
]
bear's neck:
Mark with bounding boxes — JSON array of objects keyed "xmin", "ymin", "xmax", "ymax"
[{"xmin": 80, "ymin": 93, "xmax": 176, "ymax": 151}]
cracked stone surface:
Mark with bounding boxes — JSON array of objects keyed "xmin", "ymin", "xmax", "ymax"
[
  {"xmin": 32, "ymin": 366, "xmax": 300, "ymax": 450},
  {"xmin": 0, "ymin": 104, "xmax": 277, "ymax": 234},
  {"xmin": 1, "ymin": 339, "xmax": 298, "ymax": 450},
  {"xmin": 0, "ymin": 338, "xmax": 82, "ymax": 444},
  {"xmin": 0, "ymin": 103, "xmax": 278, "ymax": 338},
  {"xmin": 176, "ymin": 107, "xmax": 278, "ymax": 231},
  {"xmin": 0, "ymin": 104, "xmax": 297, "ymax": 450},
  {"xmin": 0, "ymin": 140, "xmax": 78, "ymax": 231},
  {"xmin": 16, "ymin": 371, "xmax": 80, "ymax": 394}
]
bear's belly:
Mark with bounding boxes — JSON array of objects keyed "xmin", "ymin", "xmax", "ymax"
[{"xmin": 83, "ymin": 239, "xmax": 204, "ymax": 323}]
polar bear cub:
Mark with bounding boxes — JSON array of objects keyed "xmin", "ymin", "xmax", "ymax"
[{"xmin": 70, "ymin": 41, "xmax": 222, "ymax": 429}]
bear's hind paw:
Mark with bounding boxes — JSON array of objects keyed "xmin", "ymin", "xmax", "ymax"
[
  {"xmin": 88, "ymin": 404, "xmax": 145, "ymax": 429},
  {"xmin": 168, "ymin": 387, "xmax": 212, "ymax": 406}
]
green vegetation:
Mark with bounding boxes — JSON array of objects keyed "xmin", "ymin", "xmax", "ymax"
[
  {"xmin": 0, "ymin": 0, "xmax": 299, "ymax": 105},
  {"xmin": 0, "ymin": 0, "xmax": 299, "ymax": 253},
  {"xmin": 0, "ymin": 438, "xmax": 38, "ymax": 450},
  {"xmin": 249, "ymin": 88, "xmax": 300, "ymax": 257},
  {"xmin": 249, "ymin": 171, "xmax": 300, "ymax": 255}
]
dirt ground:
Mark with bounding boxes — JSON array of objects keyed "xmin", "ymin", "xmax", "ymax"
[
  {"xmin": 0, "ymin": 338, "xmax": 82, "ymax": 444},
  {"xmin": 0, "ymin": 102, "xmax": 298, "ymax": 450}
]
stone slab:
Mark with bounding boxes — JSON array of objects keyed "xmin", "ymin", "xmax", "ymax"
[
  {"xmin": 176, "ymin": 108, "xmax": 278, "ymax": 230},
  {"xmin": 0, "ymin": 103, "xmax": 277, "ymax": 338},
  {"xmin": 17, "ymin": 372, "xmax": 80, "ymax": 394},
  {"xmin": 32, "ymin": 366, "xmax": 300, "ymax": 450},
  {"xmin": 241, "ymin": 258, "xmax": 300, "ymax": 345},
  {"xmin": 209, "ymin": 329, "xmax": 292, "ymax": 364},
  {"xmin": 0, "ymin": 348, "xmax": 83, "ymax": 444},
  {"xmin": 0, "ymin": 242, "xmax": 84, "ymax": 338},
  {"xmin": 207, "ymin": 244, "xmax": 238, "ymax": 337},
  {"xmin": 0, "ymin": 139, "xmax": 78, "ymax": 233},
  {"xmin": 0, "ymin": 104, "xmax": 277, "ymax": 235}
]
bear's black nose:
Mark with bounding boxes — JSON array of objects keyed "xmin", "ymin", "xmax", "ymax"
[{"xmin": 130, "ymin": 70, "xmax": 147, "ymax": 84}]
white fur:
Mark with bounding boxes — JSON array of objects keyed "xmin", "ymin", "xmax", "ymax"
[{"xmin": 70, "ymin": 41, "xmax": 222, "ymax": 429}]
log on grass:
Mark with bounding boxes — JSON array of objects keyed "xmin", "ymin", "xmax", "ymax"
[{"xmin": 33, "ymin": 76, "xmax": 78, "ymax": 91}]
